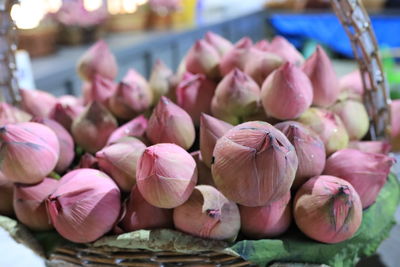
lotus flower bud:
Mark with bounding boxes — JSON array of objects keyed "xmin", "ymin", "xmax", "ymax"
[
  {"xmin": 275, "ymin": 121, "xmax": 326, "ymax": 189},
  {"xmin": 176, "ymin": 72, "xmax": 217, "ymax": 125},
  {"xmin": 77, "ymin": 40, "xmax": 118, "ymax": 81},
  {"xmin": 204, "ymin": 31, "xmax": 233, "ymax": 57},
  {"xmin": 243, "ymin": 49, "xmax": 283, "ymax": 85},
  {"xmin": 349, "ymin": 140, "xmax": 391, "ymax": 155},
  {"xmin": 149, "ymin": 59, "xmax": 175, "ymax": 105},
  {"xmin": 86, "ymin": 74, "xmax": 117, "ymax": 106},
  {"xmin": 121, "ymin": 186, "xmax": 173, "ymax": 232},
  {"xmin": 261, "ymin": 63, "xmax": 313, "ymax": 120},
  {"xmin": 146, "ymin": 97, "xmax": 195, "ymax": 149},
  {"xmin": 294, "ymin": 175, "xmax": 362, "ymax": 243},
  {"xmin": 32, "ymin": 118, "xmax": 74, "ymax": 173},
  {"xmin": 211, "ymin": 68, "xmax": 261, "ymax": 125},
  {"xmin": 199, "ymin": 113, "xmax": 233, "ymax": 167},
  {"xmin": 14, "ymin": 178, "xmax": 58, "ymax": 231},
  {"xmin": 330, "ymin": 100, "xmax": 369, "ymax": 140},
  {"xmin": 254, "ymin": 39, "xmax": 270, "ymax": 51},
  {"xmin": 339, "ymin": 70, "xmax": 365, "ymax": 101},
  {"xmin": 107, "ymin": 115, "xmax": 148, "ymax": 145},
  {"xmin": 137, "ymin": 143, "xmax": 197, "ymax": 208},
  {"xmin": 71, "ymin": 101, "xmax": 118, "ymax": 153},
  {"xmin": 0, "ymin": 103, "xmax": 31, "ymax": 125},
  {"xmin": 49, "ymin": 103, "xmax": 84, "ymax": 131},
  {"xmin": 96, "ymin": 138, "xmax": 146, "ymax": 192},
  {"xmin": 191, "ymin": 151, "xmax": 215, "ymax": 186},
  {"xmin": 20, "ymin": 89, "xmax": 58, "ymax": 118},
  {"xmin": 47, "ymin": 169, "xmax": 121, "ymax": 243},
  {"xmin": 298, "ymin": 108, "xmax": 349, "ymax": 155},
  {"xmin": 77, "ymin": 153, "xmax": 98, "ymax": 169},
  {"xmin": 267, "ymin": 36, "xmax": 304, "ymax": 65},
  {"xmin": 212, "ymin": 121, "xmax": 298, "ymax": 206},
  {"xmin": 173, "ymin": 185, "xmax": 240, "ymax": 241},
  {"xmin": 323, "ymin": 149, "xmax": 394, "ymax": 208},
  {"xmin": 185, "ymin": 39, "xmax": 220, "ymax": 79},
  {"xmin": 0, "ymin": 122, "xmax": 59, "ymax": 184},
  {"xmin": 302, "ymin": 46, "xmax": 339, "ymax": 107},
  {"xmin": 391, "ymin": 100, "xmax": 400, "ymax": 151},
  {"xmin": 239, "ymin": 193, "xmax": 291, "ymax": 239},
  {"xmin": 123, "ymin": 69, "xmax": 149, "ymax": 92},
  {"xmin": 220, "ymin": 37, "xmax": 253, "ymax": 76},
  {"xmin": 0, "ymin": 178, "xmax": 14, "ymax": 216},
  {"xmin": 58, "ymin": 95, "xmax": 83, "ymax": 107}
]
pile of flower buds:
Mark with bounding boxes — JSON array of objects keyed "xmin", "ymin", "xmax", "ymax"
[{"xmin": 0, "ymin": 32, "xmax": 398, "ymax": 245}]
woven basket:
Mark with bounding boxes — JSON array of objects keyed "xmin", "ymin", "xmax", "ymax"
[{"xmin": 0, "ymin": 0, "xmax": 394, "ymax": 266}]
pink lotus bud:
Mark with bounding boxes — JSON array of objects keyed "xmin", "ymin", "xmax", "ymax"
[
  {"xmin": 121, "ymin": 186, "xmax": 173, "ymax": 232},
  {"xmin": 199, "ymin": 113, "xmax": 233, "ymax": 167},
  {"xmin": 0, "ymin": 103, "xmax": 31, "ymax": 125},
  {"xmin": 46, "ymin": 169, "xmax": 121, "ymax": 243},
  {"xmin": 77, "ymin": 40, "xmax": 118, "ymax": 81},
  {"xmin": 107, "ymin": 115, "xmax": 148, "ymax": 145},
  {"xmin": 330, "ymin": 100, "xmax": 369, "ymax": 140},
  {"xmin": 0, "ymin": 178, "xmax": 14, "ymax": 216},
  {"xmin": 261, "ymin": 62, "xmax": 313, "ymax": 119},
  {"xmin": 58, "ymin": 95, "xmax": 83, "ymax": 107},
  {"xmin": 191, "ymin": 151, "xmax": 215, "ymax": 186},
  {"xmin": 71, "ymin": 101, "xmax": 118, "ymax": 153},
  {"xmin": 173, "ymin": 185, "xmax": 240, "ymax": 241},
  {"xmin": 96, "ymin": 138, "xmax": 146, "ymax": 192},
  {"xmin": 298, "ymin": 108, "xmax": 349, "ymax": 155},
  {"xmin": 146, "ymin": 97, "xmax": 195, "ymax": 150},
  {"xmin": 339, "ymin": 70, "xmax": 366, "ymax": 101},
  {"xmin": 302, "ymin": 46, "xmax": 339, "ymax": 107},
  {"xmin": 219, "ymin": 37, "xmax": 253, "ymax": 76},
  {"xmin": 204, "ymin": 31, "xmax": 234, "ymax": 57},
  {"xmin": 324, "ymin": 149, "xmax": 395, "ymax": 208},
  {"xmin": 49, "ymin": 103, "xmax": 84, "ymax": 132},
  {"xmin": 86, "ymin": 74, "xmax": 118, "ymax": 106},
  {"xmin": 391, "ymin": 100, "xmax": 400, "ymax": 151},
  {"xmin": 20, "ymin": 89, "xmax": 58, "ymax": 118},
  {"xmin": 176, "ymin": 72, "xmax": 217, "ymax": 125},
  {"xmin": 240, "ymin": 193, "xmax": 291, "ymax": 239},
  {"xmin": 212, "ymin": 121, "xmax": 298, "ymax": 206},
  {"xmin": 77, "ymin": 153, "xmax": 98, "ymax": 169},
  {"xmin": 14, "ymin": 178, "xmax": 58, "ymax": 231},
  {"xmin": 149, "ymin": 59, "xmax": 175, "ymax": 105},
  {"xmin": 254, "ymin": 39, "xmax": 270, "ymax": 51},
  {"xmin": 294, "ymin": 175, "xmax": 362, "ymax": 243},
  {"xmin": 0, "ymin": 122, "xmax": 59, "ymax": 184},
  {"xmin": 211, "ymin": 68, "xmax": 261, "ymax": 125},
  {"xmin": 136, "ymin": 143, "xmax": 197, "ymax": 208},
  {"xmin": 275, "ymin": 121, "xmax": 326, "ymax": 189},
  {"xmin": 185, "ymin": 39, "xmax": 221, "ymax": 79},
  {"xmin": 123, "ymin": 69, "xmax": 150, "ymax": 94},
  {"xmin": 267, "ymin": 36, "xmax": 304, "ymax": 65},
  {"xmin": 349, "ymin": 140, "xmax": 391, "ymax": 155}
]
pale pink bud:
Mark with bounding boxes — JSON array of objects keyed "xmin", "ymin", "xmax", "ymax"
[
  {"xmin": 204, "ymin": 31, "xmax": 234, "ymax": 57},
  {"xmin": 71, "ymin": 101, "xmax": 118, "ymax": 153},
  {"xmin": 339, "ymin": 70, "xmax": 366, "ymax": 101},
  {"xmin": 219, "ymin": 37, "xmax": 253, "ymax": 76},
  {"xmin": 391, "ymin": 100, "xmax": 400, "ymax": 151},
  {"xmin": 146, "ymin": 97, "xmax": 195, "ymax": 150},
  {"xmin": 349, "ymin": 140, "xmax": 391, "ymax": 155},
  {"xmin": 191, "ymin": 151, "xmax": 215, "ymax": 186},
  {"xmin": 267, "ymin": 36, "xmax": 304, "ymax": 65},
  {"xmin": 254, "ymin": 39, "xmax": 269, "ymax": 51},
  {"xmin": 123, "ymin": 69, "xmax": 150, "ymax": 94},
  {"xmin": 0, "ymin": 103, "xmax": 31, "ymax": 125},
  {"xmin": 0, "ymin": 178, "xmax": 14, "ymax": 216},
  {"xmin": 302, "ymin": 46, "xmax": 339, "ymax": 107},
  {"xmin": 107, "ymin": 115, "xmax": 148, "ymax": 145},
  {"xmin": 20, "ymin": 89, "xmax": 58, "ymax": 118},
  {"xmin": 0, "ymin": 122, "xmax": 59, "ymax": 184},
  {"xmin": 47, "ymin": 169, "xmax": 121, "ymax": 243},
  {"xmin": 49, "ymin": 103, "xmax": 84, "ymax": 131},
  {"xmin": 149, "ymin": 59, "xmax": 175, "ymax": 105},
  {"xmin": 185, "ymin": 39, "xmax": 220, "ymax": 79},
  {"xmin": 136, "ymin": 143, "xmax": 197, "ymax": 208},
  {"xmin": 86, "ymin": 74, "xmax": 118, "ymax": 106},
  {"xmin": 77, "ymin": 40, "xmax": 118, "ymax": 81},
  {"xmin": 77, "ymin": 153, "xmax": 98, "ymax": 169}
]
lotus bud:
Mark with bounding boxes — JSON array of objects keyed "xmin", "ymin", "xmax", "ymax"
[
  {"xmin": 261, "ymin": 63, "xmax": 313, "ymax": 120},
  {"xmin": 243, "ymin": 49, "xmax": 283, "ymax": 85},
  {"xmin": 191, "ymin": 151, "xmax": 215, "ymax": 186},
  {"xmin": 121, "ymin": 186, "xmax": 173, "ymax": 232},
  {"xmin": 391, "ymin": 100, "xmax": 400, "ymax": 151},
  {"xmin": 176, "ymin": 72, "xmax": 217, "ymax": 125},
  {"xmin": 212, "ymin": 121, "xmax": 298, "ymax": 206},
  {"xmin": 185, "ymin": 39, "xmax": 220, "ymax": 79},
  {"xmin": 339, "ymin": 70, "xmax": 365, "ymax": 101},
  {"xmin": 71, "ymin": 101, "xmax": 118, "ymax": 153},
  {"xmin": 294, "ymin": 175, "xmax": 362, "ymax": 243},
  {"xmin": 0, "ymin": 178, "xmax": 14, "ymax": 216},
  {"xmin": 32, "ymin": 118, "xmax": 74, "ymax": 173},
  {"xmin": 302, "ymin": 46, "xmax": 339, "ymax": 107},
  {"xmin": 14, "ymin": 178, "xmax": 58, "ymax": 231},
  {"xmin": 77, "ymin": 153, "xmax": 98, "ymax": 169},
  {"xmin": 239, "ymin": 193, "xmax": 291, "ymax": 239},
  {"xmin": 330, "ymin": 100, "xmax": 369, "ymax": 140},
  {"xmin": 204, "ymin": 31, "xmax": 234, "ymax": 57},
  {"xmin": 58, "ymin": 95, "xmax": 83, "ymax": 107},
  {"xmin": 20, "ymin": 89, "xmax": 58, "ymax": 118},
  {"xmin": 267, "ymin": 36, "xmax": 304, "ymax": 65},
  {"xmin": 123, "ymin": 69, "xmax": 149, "ymax": 92},
  {"xmin": 173, "ymin": 185, "xmax": 240, "ymax": 241},
  {"xmin": 220, "ymin": 37, "xmax": 253, "ymax": 76},
  {"xmin": 298, "ymin": 108, "xmax": 349, "ymax": 155},
  {"xmin": 107, "ymin": 115, "xmax": 148, "ymax": 145},
  {"xmin": 77, "ymin": 40, "xmax": 118, "ymax": 81},
  {"xmin": 211, "ymin": 68, "xmax": 261, "ymax": 125},
  {"xmin": 275, "ymin": 121, "xmax": 326, "ymax": 189},
  {"xmin": 199, "ymin": 113, "xmax": 233, "ymax": 167},
  {"xmin": 136, "ymin": 143, "xmax": 197, "ymax": 208},
  {"xmin": 146, "ymin": 97, "xmax": 195, "ymax": 149},
  {"xmin": 349, "ymin": 140, "xmax": 391, "ymax": 155},
  {"xmin": 0, "ymin": 103, "xmax": 31, "ymax": 125},
  {"xmin": 87, "ymin": 74, "xmax": 117, "ymax": 106},
  {"xmin": 0, "ymin": 122, "xmax": 59, "ymax": 184},
  {"xmin": 96, "ymin": 138, "xmax": 146, "ymax": 192},
  {"xmin": 149, "ymin": 59, "xmax": 175, "ymax": 105},
  {"xmin": 323, "ymin": 149, "xmax": 394, "ymax": 208},
  {"xmin": 49, "ymin": 103, "xmax": 84, "ymax": 131},
  {"xmin": 46, "ymin": 169, "xmax": 121, "ymax": 243}
]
